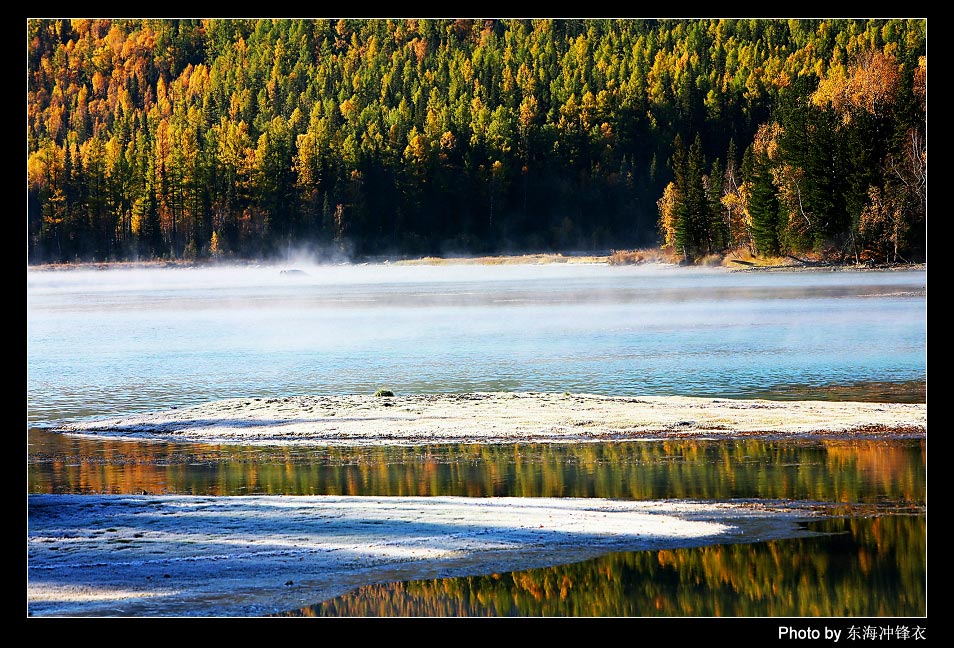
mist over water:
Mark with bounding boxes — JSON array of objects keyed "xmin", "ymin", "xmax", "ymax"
[{"xmin": 27, "ymin": 263, "xmax": 926, "ymax": 426}]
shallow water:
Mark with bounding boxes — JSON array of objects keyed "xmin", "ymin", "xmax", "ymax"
[
  {"xmin": 28, "ymin": 431, "xmax": 925, "ymax": 505},
  {"xmin": 282, "ymin": 515, "xmax": 925, "ymax": 617},
  {"xmin": 27, "ymin": 264, "xmax": 926, "ymax": 426},
  {"xmin": 28, "ymin": 430, "xmax": 926, "ymax": 617}
]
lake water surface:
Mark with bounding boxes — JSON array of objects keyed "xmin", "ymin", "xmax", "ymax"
[
  {"xmin": 282, "ymin": 515, "xmax": 925, "ymax": 617},
  {"xmin": 27, "ymin": 264, "xmax": 926, "ymax": 426},
  {"xmin": 26, "ymin": 263, "xmax": 927, "ymax": 618},
  {"xmin": 27, "ymin": 429, "xmax": 926, "ymax": 617}
]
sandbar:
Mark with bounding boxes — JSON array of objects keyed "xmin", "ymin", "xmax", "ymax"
[
  {"xmin": 28, "ymin": 494, "xmax": 823, "ymax": 617},
  {"xmin": 56, "ymin": 392, "xmax": 927, "ymax": 446}
]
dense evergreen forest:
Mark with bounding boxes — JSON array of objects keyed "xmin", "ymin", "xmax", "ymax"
[{"xmin": 27, "ymin": 18, "xmax": 926, "ymax": 263}]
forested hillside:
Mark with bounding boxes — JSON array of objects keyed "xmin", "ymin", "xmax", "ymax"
[{"xmin": 27, "ymin": 18, "xmax": 926, "ymax": 263}]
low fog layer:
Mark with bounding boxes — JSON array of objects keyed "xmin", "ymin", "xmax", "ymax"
[{"xmin": 28, "ymin": 263, "xmax": 927, "ymax": 426}]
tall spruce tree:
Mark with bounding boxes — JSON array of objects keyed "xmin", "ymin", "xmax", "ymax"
[
  {"xmin": 669, "ymin": 134, "xmax": 690, "ymax": 260},
  {"xmin": 707, "ymin": 157, "xmax": 727, "ymax": 253},
  {"xmin": 683, "ymin": 134, "xmax": 710, "ymax": 259},
  {"xmin": 744, "ymin": 144, "xmax": 781, "ymax": 257}
]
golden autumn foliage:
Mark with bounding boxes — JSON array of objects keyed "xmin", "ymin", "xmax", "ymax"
[
  {"xmin": 859, "ymin": 186, "xmax": 907, "ymax": 262},
  {"xmin": 720, "ymin": 180, "xmax": 752, "ymax": 251},
  {"xmin": 812, "ymin": 50, "xmax": 901, "ymax": 122},
  {"xmin": 27, "ymin": 18, "xmax": 925, "ymax": 263},
  {"xmin": 656, "ymin": 181, "xmax": 680, "ymax": 250}
]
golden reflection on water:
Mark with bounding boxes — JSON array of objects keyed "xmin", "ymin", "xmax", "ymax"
[
  {"xmin": 27, "ymin": 430, "xmax": 926, "ymax": 618},
  {"xmin": 29, "ymin": 430, "xmax": 925, "ymax": 504},
  {"xmin": 752, "ymin": 379, "xmax": 925, "ymax": 403},
  {"xmin": 278, "ymin": 515, "xmax": 925, "ymax": 617}
]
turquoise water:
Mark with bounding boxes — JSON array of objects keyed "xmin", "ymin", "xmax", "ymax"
[{"xmin": 27, "ymin": 264, "xmax": 926, "ymax": 426}]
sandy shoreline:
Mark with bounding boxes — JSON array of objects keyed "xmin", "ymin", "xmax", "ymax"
[
  {"xmin": 28, "ymin": 494, "xmax": 827, "ymax": 617},
  {"xmin": 56, "ymin": 392, "xmax": 927, "ymax": 446},
  {"xmin": 27, "ymin": 254, "xmax": 926, "ymax": 270}
]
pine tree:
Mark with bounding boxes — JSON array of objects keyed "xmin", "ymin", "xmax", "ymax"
[
  {"xmin": 669, "ymin": 134, "xmax": 690, "ymax": 260},
  {"xmin": 745, "ymin": 144, "xmax": 781, "ymax": 257},
  {"xmin": 707, "ymin": 157, "xmax": 726, "ymax": 252},
  {"xmin": 683, "ymin": 134, "xmax": 709, "ymax": 259}
]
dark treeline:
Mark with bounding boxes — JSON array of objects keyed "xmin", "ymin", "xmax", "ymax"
[{"xmin": 27, "ymin": 18, "xmax": 926, "ymax": 264}]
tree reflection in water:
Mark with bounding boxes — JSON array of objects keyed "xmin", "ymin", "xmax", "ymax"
[
  {"xmin": 29, "ymin": 431, "xmax": 925, "ymax": 617},
  {"xmin": 281, "ymin": 515, "xmax": 925, "ymax": 617},
  {"xmin": 29, "ymin": 433, "xmax": 925, "ymax": 505}
]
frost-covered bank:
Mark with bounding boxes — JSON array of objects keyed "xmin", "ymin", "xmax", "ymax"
[{"xmin": 57, "ymin": 392, "xmax": 927, "ymax": 446}]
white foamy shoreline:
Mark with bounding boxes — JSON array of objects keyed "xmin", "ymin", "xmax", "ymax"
[
  {"xmin": 56, "ymin": 392, "xmax": 927, "ymax": 446},
  {"xmin": 27, "ymin": 494, "xmax": 821, "ymax": 617}
]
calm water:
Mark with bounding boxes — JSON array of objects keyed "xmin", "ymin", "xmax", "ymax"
[
  {"xmin": 28, "ymin": 432, "xmax": 926, "ymax": 617},
  {"xmin": 283, "ymin": 515, "xmax": 925, "ymax": 617},
  {"xmin": 28, "ymin": 431, "xmax": 925, "ymax": 505},
  {"xmin": 25, "ymin": 263, "xmax": 927, "ymax": 618},
  {"xmin": 26, "ymin": 264, "xmax": 926, "ymax": 426}
]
